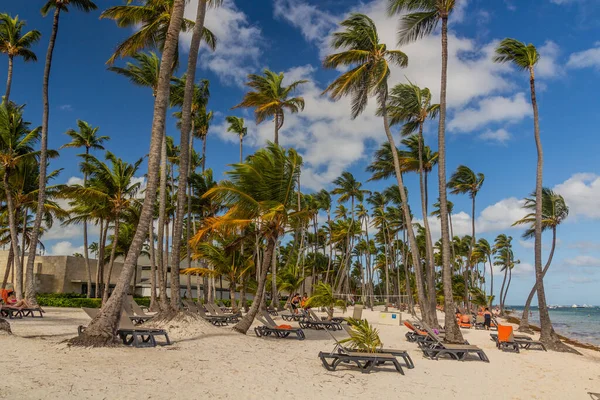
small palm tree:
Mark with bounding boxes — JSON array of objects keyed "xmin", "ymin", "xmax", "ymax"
[
  {"xmin": 513, "ymin": 188, "xmax": 568, "ymax": 332},
  {"xmin": 305, "ymin": 282, "xmax": 346, "ymax": 320},
  {"xmin": 225, "ymin": 116, "xmax": 247, "ymax": 162},
  {"xmin": 0, "ymin": 14, "xmax": 41, "ymax": 101},
  {"xmin": 340, "ymin": 318, "xmax": 382, "ymax": 353},
  {"xmin": 233, "ymin": 69, "xmax": 306, "ymax": 145},
  {"xmin": 471, "ymin": 238, "xmax": 493, "ymax": 307}
]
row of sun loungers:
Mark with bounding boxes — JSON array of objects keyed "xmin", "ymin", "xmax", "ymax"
[{"xmin": 490, "ymin": 325, "xmax": 547, "ymax": 352}]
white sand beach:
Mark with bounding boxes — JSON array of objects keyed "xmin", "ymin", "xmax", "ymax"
[{"xmin": 2, "ymin": 307, "xmax": 600, "ymax": 400}]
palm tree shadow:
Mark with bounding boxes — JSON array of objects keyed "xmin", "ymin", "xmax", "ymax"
[{"xmin": 588, "ymin": 393, "xmax": 600, "ymax": 400}]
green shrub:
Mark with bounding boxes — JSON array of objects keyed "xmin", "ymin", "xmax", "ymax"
[{"xmin": 36, "ymin": 294, "xmax": 151, "ymax": 309}]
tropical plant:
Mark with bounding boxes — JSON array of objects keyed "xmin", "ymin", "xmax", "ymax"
[
  {"xmin": 233, "ymin": 69, "xmax": 306, "ymax": 145},
  {"xmin": 0, "ymin": 13, "xmax": 41, "ymax": 101},
  {"xmin": 388, "ymin": 0, "xmax": 462, "ymax": 342},
  {"xmin": 339, "ymin": 318, "xmax": 382, "ymax": 353},
  {"xmin": 226, "ymin": 116, "xmax": 247, "ymax": 162},
  {"xmin": 305, "ymin": 282, "xmax": 346, "ymax": 320},
  {"xmin": 513, "ymin": 188, "xmax": 568, "ymax": 332},
  {"xmin": 322, "ymin": 13, "xmax": 436, "ymax": 327}
]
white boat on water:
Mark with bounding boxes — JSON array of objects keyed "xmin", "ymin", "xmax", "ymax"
[{"xmin": 572, "ymin": 304, "xmax": 585, "ymax": 308}]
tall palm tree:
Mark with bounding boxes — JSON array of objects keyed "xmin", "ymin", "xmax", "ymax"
[
  {"xmin": 0, "ymin": 14, "xmax": 41, "ymax": 101},
  {"xmin": 233, "ymin": 69, "xmax": 306, "ymax": 145},
  {"xmin": 387, "ymin": 82, "xmax": 439, "ymax": 317},
  {"xmin": 493, "ymin": 39, "xmax": 572, "ymax": 352},
  {"xmin": 448, "ymin": 165, "xmax": 484, "ymax": 312},
  {"xmin": 192, "ymin": 143, "xmax": 304, "ymax": 334},
  {"xmin": 26, "ymin": 0, "xmax": 98, "ymax": 306},
  {"xmin": 0, "ymin": 101, "xmax": 40, "ymax": 300},
  {"xmin": 472, "ymin": 238, "xmax": 493, "ymax": 307},
  {"xmin": 61, "ymin": 120, "xmax": 109, "ymax": 298},
  {"xmin": 72, "ymin": 0, "xmax": 186, "ymax": 347},
  {"xmin": 100, "ymin": 0, "xmax": 216, "ymax": 65},
  {"xmin": 388, "ymin": 0, "xmax": 461, "ymax": 341},
  {"xmin": 322, "ymin": 13, "xmax": 437, "ymax": 326},
  {"xmin": 226, "ymin": 116, "xmax": 248, "ymax": 162},
  {"xmin": 513, "ymin": 188, "xmax": 568, "ymax": 332}
]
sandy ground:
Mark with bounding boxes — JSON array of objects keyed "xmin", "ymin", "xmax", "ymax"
[{"xmin": 1, "ymin": 306, "xmax": 599, "ymax": 400}]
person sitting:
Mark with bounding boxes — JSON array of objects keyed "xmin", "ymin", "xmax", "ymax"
[{"xmin": 483, "ymin": 307, "xmax": 493, "ymax": 330}]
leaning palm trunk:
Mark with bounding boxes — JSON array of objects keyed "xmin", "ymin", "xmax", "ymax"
[
  {"xmin": 381, "ymin": 97, "xmax": 430, "ymax": 325},
  {"xmin": 148, "ymin": 224, "xmax": 158, "ymax": 311},
  {"xmin": 499, "ymin": 268, "xmax": 508, "ymax": 315},
  {"xmin": 70, "ymin": 0, "xmax": 187, "ymax": 346},
  {"xmin": 5, "ymin": 56, "xmax": 14, "ymax": 101},
  {"xmin": 156, "ymin": 134, "xmax": 168, "ymax": 308},
  {"xmin": 234, "ymin": 236, "xmax": 277, "ymax": 334},
  {"xmin": 2, "ymin": 173, "xmax": 23, "ymax": 299},
  {"xmin": 24, "ymin": 6, "xmax": 61, "ymax": 306},
  {"xmin": 169, "ymin": 0, "xmax": 208, "ymax": 311},
  {"xmin": 437, "ymin": 16, "xmax": 462, "ymax": 343},
  {"xmin": 488, "ymin": 255, "xmax": 494, "ymax": 308},
  {"xmin": 1, "ymin": 246, "xmax": 13, "ymax": 290},
  {"xmin": 417, "ymin": 124, "xmax": 438, "ymax": 323},
  {"xmin": 102, "ymin": 219, "xmax": 120, "ymax": 305},
  {"xmin": 519, "ymin": 228, "xmax": 557, "ymax": 332},
  {"xmin": 502, "ymin": 267, "xmax": 512, "ymax": 310}
]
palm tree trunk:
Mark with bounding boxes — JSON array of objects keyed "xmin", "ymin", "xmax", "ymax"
[
  {"xmin": 96, "ymin": 220, "xmax": 109, "ymax": 299},
  {"xmin": 436, "ymin": 16, "xmax": 462, "ymax": 342},
  {"xmin": 19, "ymin": 209, "xmax": 27, "ymax": 273},
  {"xmin": 3, "ymin": 171, "xmax": 23, "ymax": 299},
  {"xmin": 381, "ymin": 92, "xmax": 430, "ymax": 326},
  {"xmin": 234, "ymin": 235, "xmax": 277, "ymax": 334},
  {"xmin": 503, "ymin": 266, "xmax": 512, "ymax": 309},
  {"xmin": 5, "ymin": 55, "xmax": 13, "ymax": 101},
  {"xmin": 94, "ymin": 219, "xmax": 103, "ymax": 298},
  {"xmin": 271, "ymin": 241, "xmax": 278, "ymax": 308},
  {"xmin": 157, "ymin": 133, "xmax": 168, "ymax": 309},
  {"xmin": 83, "ymin": 151, "xmax": 92, "ymax": 298},
  {"xmin": 229, "ymin": 278, "xmax": 237, "ymax": 313},
  {"xmin": 519, "ymin": 227, "xmax": 557, "ymax": 332},
  {"xmin": 25, "ymin": 7, "xmax": 61, "ymax": 306},
  {"xmin": 464, "ymin": 196, "xmax": 477, "ymax": 313},
  {"xmin": 239, "ymin": 137, "xmax": 243, "ymax": 163},
  {"xmin": 488, "ymin": 255, "xmax": 494, "ymax": 308},
  {"xmin": 102, "ymin": 218, "xmax": 120, "ymax": 305},
  {"xmin": 499, "ymin": 268, "xmax": 508, "ymax": 315},
  {"xmin": 201, "ymin": 136, "xmax": 207, "ymax": 172},
  {"xmin": 148, "ymin": 224, "xmax": 158, "ymax": 311},
  {"xmin": 417, "ymin": 124, "xmax": 438, "ymax": 324},
  {"xmin": 71, "ymin": 0, "xmax": 187, "ymax": 346},
  {"xmin": 1, "ymin": 246, "xmax": 13, "ymax": 290}
]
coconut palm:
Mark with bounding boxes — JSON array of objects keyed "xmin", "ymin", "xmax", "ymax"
[
  {"xmin": 72, "ymin": 0, "xmax": 186, "ymax": 347},
  {"xmin": 226, "ymin": 116, "xmax": 248, "ymax": 162},
  {"xmin": 0, "ymin": 102, "xmax": 40, "ymax": 300},
  {"xmin": 0, "ymin": 14, "xmax": 41, "ymax": 101},
  {"xmin": 388, "ymin": 0, "xmax": 461, "ymax": 341},
  {"xmin": 493, "ymin": 234, "xmax": 513, "ymax": 315},
  {"xmin": 192, "ymin": 143, "xmax": 304, "ymax": 334},
  {"xmin": 61, "ymin": 120, "xmax": 109, "ymax": 298},
  {"xmin": 233, "ymin": 69, "xmax": 306, "ymax": 145},
  {"xmin": 24, "ymin": 0, "xmax": 98, "ymax": 306},
  {"xmin": 100, "ymin": 0, "xmax": 216, "ymax": 65},
  {"xmin": 513, "ymin": 188, "xmax": 568, "ymax": 332},
  {"xmin": 472, "ymin": 238, "xmax": 493, "ymax": 307},
  {"xmin": 493, "ymin": 39, "xmax": 571, "ymax": 352},
  {"xmin": 448, "ymin": 165, "xmax": 484, "ymax": 311},
  {"xmin": 306, "ymin": 282, "xmax": 346, "ymax": 320},
  {"xmin": 323, "ymin": 14, "xmax": 436, "ymax": 326}
]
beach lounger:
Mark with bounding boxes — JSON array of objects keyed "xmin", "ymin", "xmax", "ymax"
[
  {"xmin": 127, "ymin": 296, "xmax": 154, "ymax": 320},
  {"xmin": 266, "ymin": 305, "xmax": 279, "ymax": 316},
  {"xmin": 419, "ymin": 326, "xmax": 489, "ymax": 362},
  {"xmin": 474, "ymin": 315, "xmax": 485, "ymax": 330},
  {"xmin": 332, "ymin": 325, "xmax": 414, "ymax": 369},
  {"xmin": 458, "ymin": 314, "xmax": 472, "ymax": 329},
  {"xmin": 490, "ymin": 331, "xmax": 546, "ymax": 351},
  {"xmin": 216, "ymin": 300, "xmax": 232, "ymax": 313},
  {"xmin": 320, "ymin": 312, "xmax": 346, "ymax": 324},
  {"xmin": 253, "ymin": 310, "xmax": 305, "ymax": 340},
  {"xmin": 494, "ymin": 325, "xmax": 520, "ymax": 353},
  {"xmin": 299, "ymin": 310, "xmax": 343, "ymax": 331},
  {"xmin": 79, "ymin": 308, "xmax": 171, "ymax": 348},
  {"xmin": 0, "ymin": 304, "xmax": 23, "ymax": 319},
  {"xmin": 318, "ymin": 349, "xmax": 405, "ymax": 374},
  {"xmin": 281, "ymin": 306, "xmax": 307, "ymax": 322},
  {"xmin": 122, "ymin": 300, "xmax": 152, "ymax": 325},
  {"xmin": 183, "ymin": 301, "xmax": 229, "ymax": 326},
  {"xmin": 403, "ymin": 321, "xmax": 431, "ymax": 343},
  {"xmin": 206, "ymin": 303, "xmax": 240, "ymax": 322}
]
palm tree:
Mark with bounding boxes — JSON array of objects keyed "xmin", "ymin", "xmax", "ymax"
[
  {"xmin": 226, "ymin": 116, "xmax": 248, "ymax": 162},
  {"xmin": 61, "ymin": 120, "xmax": 109, "ymax": 298},
  {"xmin": 26, "ymin": 0, "xmax": 98, "ymax": 306},
  {"xmin": 72, "ymin": 0, "xmax": 186, "ymax": 347},
  {"xmin": 100, "ymin": 0, "xmax": 216, "ymax": 65},
  {"xmin": 513, "ymin": 188, "xmax": 568, "ymax": 332},
  {"xmin": 192, "ymin": 143, "xmax": 304, "ymax": 334},
  {"xmin": 0, "ymin": 14, "xmax": 41, "ymax": 101},
  {"xmin": 0, "ymin": 101, "xmax": 40, "ymax": 300},
  {"xmin": 323, "ymin": 13, "xmax": 437, "ymax": 327},
  {"xmin": 493, "ymin": 39, "xmax": 572, "ymax": 352},
  {"xmin": 493, "ymin": 234, "xmax": 513, "ymax": 315},
  {"xmin": 389, "ymin": 0, "xmax": 461, "ymax": 342},
  {"xmin": 388, "ymin": 83, "xmax": 440, "ymax": 316},
  {"xmin": 233, "ymin": 69, "xmax": 306, "ymax": 145},
  {"xmin": 472, "ymin": 238, "xmax": 493, "ymax": 307},
  {"xmin": 448, "ymin": 165, "xmax": 484, "ymax": 311}
]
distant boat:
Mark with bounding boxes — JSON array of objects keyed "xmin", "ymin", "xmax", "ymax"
[
  {"xmin": 572, "ymin": 304, "xmax": 585, "ymax": 308},
  {"xmin": 549, "ymin": 305, "xmax": 559, "ymax": 309}
]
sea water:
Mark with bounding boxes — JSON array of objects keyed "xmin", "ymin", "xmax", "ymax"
[{"xmin": 509, "ymin": 306, "xmax": 600, "ymax": 346}]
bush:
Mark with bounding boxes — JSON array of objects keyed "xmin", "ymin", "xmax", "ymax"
[{"xmin": 36, "ymin": 293, "xmax": 151, "ymax": 309}]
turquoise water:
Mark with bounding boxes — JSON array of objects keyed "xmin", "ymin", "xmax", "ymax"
[{"xmin": 509, "ymin": 306, "xmax": 600, "ymax": 346}]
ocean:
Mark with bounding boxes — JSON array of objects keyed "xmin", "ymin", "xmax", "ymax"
[{"xmin": 509, "ymin": 306, "xmax": 600, "ymax": 346}]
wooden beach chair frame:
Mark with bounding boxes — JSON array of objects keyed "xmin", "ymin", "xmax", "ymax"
[
  {"xmin": 253, "ymin": 310, "xmax": 305, "ymax": 340},
  {"xmin": 299, "ymin": 309, "xmax": 342, "ymax": 331},
  {"xmin": 318, "ymin": 349, "xmax": 405, "ymax": 375},
  {"xmin": 490, "ymin": 333, "xmax": 546, "ymax": 351},
  {"xmin": 419, "ymin": 326, "xmax": 490, "ymax": 362}
]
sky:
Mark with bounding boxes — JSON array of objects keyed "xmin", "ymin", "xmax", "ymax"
[{"xmin": 2, "ymin": 0, "xmax": 600, "ymax": 306}]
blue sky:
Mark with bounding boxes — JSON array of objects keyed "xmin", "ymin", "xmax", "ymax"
[{"xmin": 2, "ymin": 0, "xmax": 600, "ymax": 305}]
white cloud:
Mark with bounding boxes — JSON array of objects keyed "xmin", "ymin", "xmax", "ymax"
[
  {"xmin": 448, "ymin": 93, "xmax": 531, "ymax": 132},
  {"xmin": 568, "ymin": 241, "xmax": 600, "ymax": 252},
  {"xmin": 273, "ymin": 0, "xmax": 337, "ymax": 45},
  {"xmin": 537, "ymin": 41, "xmax": 562, "ymax": 78},
  {"xmin": 553, "ymin": 173, "xmax": 600, "ymax": 219},
  {"xmin": 519, "ymin": 239, "xmax": 534, "ymax": 249},
  {"xmin": 182, "ymin": 0, "xmax": 263, "ymax": 87},
  {"xmin": 49, "ymin": 241, "xmax": 85, "ymax": 256},
  {"xmin": 67, "ymin": 176, "xmax": 84, "ymax": 186},
  {"xmin": 567, "ymin": 43, "xmax": 600, "ymax": 70},
  {"xmin": 565, "ymin": 255, "xmax": 600, "ymax": 267},
  {"xmin": 44, "ymin": 224, "xmax": 83, "ymax": 240},
  {"xmin": 59, "ymin": 105, "xmax": 73, "ymax": 112},
  {"xmin": 479, "ymin": 128, "xmax": 511, "ymax": 143}
]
